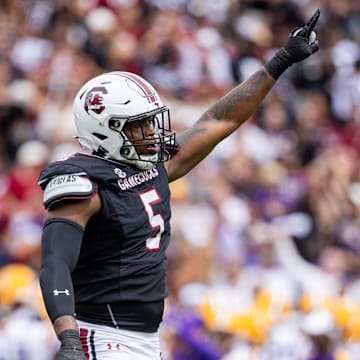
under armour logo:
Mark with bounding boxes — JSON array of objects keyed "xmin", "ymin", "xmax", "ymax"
[
  {"xmin": 114, "ymin": 168, "xmax": 126, "ymax": 178},
  {"xmin": 107, "ymin": 343, "xmax": 121, "ymax": 350},
  {"xmin": 53, "ymin": 289, "xmax": 70, "ymax": 296}
]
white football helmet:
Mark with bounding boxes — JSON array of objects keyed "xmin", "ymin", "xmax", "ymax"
[{"xmin": 73, "ymin": 71, "xmax": 176, "ymax": 170}]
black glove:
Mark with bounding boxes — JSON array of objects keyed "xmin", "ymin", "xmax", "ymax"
[
  {"xmin": 265, "ymin": 9, "xmax": 320, "ymax": 79},
  {"xmin": 56, "ymin": 330, "xmax": 86, "ymax": 360}
]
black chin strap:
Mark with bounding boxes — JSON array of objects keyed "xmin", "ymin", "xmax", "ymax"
[{"xmin": 92, "ymin": 146, "xmax": 108, "ymax": 157}]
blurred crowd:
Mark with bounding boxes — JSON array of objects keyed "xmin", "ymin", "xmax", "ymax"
[{"xmin": 1, "ymin": 0, "xmax": 360, "ymax": 359}]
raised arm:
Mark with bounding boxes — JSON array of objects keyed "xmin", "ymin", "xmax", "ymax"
[
  {"xmin": 166, "ymin": 9, "xmax": 320, "ymax": 182},
  {"xmin": 166, "ymin": 69, "xmax": 274, "ymax": 181}
]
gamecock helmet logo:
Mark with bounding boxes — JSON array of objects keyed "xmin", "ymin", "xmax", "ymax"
[{"xmin": 84, "ymin": 86, "xmax": 107, "ymax": 114}]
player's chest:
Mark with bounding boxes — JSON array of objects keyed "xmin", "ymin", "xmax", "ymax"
[{"xmin": 101, "ymin": 166, "xmax": 171, "ymax": 230}]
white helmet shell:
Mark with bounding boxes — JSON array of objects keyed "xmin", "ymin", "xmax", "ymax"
[{"xmin": 73, "ymin": 71, "xmax": 175, "ymax": 170}]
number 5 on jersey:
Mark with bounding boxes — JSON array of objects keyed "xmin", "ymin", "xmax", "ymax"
[{"xmin": 139, "ymin": 188, "xmax": 165, "ymax": 251}]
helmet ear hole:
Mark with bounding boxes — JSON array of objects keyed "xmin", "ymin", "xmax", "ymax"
[
  {"xmin": 120, "ymin": 147, "xmax": 131, "ymax": 156},
  {"xmin": 109, "ymin": 118, "xmax": 122, "ymax": 129}
]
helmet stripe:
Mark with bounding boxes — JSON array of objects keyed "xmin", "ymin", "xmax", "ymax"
[{"xmin": 119, "ymin": 72, "xmax": 157, "ymax": 104}]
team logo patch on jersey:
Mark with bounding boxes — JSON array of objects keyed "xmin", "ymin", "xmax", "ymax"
[{"xmin": 114, "ymin": 168, "xmax": 127, "ymax": 178}]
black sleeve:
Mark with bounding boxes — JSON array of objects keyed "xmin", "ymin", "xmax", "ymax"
[{"xmin": 40, "ymin": 218, "xmax": 84, "ymax": 323}]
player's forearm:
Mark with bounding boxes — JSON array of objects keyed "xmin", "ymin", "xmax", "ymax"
[
  {"xmin": 202, "ymin": 68, "xmax": 275, "ymax": 128},
  {"xmin": 204, "ymin": 9, "xmax": 320, "ymax": 127}
]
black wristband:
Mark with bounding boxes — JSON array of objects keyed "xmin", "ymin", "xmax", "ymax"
[
  {"xmin": 59, "ymin": 330, "xmax": 82, "ymax": 347},
  {"xmin": 264, "ymin": 48, "xmax": 293, "ymax": 80}
]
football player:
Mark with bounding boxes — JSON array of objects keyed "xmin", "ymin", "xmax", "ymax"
[{"xmin": 38, "ymin": 10, "xmax": 320, "ymax": 360}]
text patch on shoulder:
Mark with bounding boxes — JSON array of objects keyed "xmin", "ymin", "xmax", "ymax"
[{"xmin": 43, "ymin": 174, "xmax": 96, "ymax": 208}]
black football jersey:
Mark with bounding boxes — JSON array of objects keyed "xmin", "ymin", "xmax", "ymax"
[{"xmin": 38, "ymin": 153, "xmax": 171, "ymax": 330}]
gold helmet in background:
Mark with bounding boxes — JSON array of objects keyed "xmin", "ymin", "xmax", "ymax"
[{"xmin": 0, "ymin": 263, "xmax": 47, "ymax": 319}]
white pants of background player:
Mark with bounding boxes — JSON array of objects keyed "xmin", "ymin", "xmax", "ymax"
[{"xmin": 78, "ymin": 320, "xmax": 162, "ymax": 359}]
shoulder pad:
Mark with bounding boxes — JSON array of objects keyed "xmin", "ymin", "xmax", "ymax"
[
  {"xmin": 43, "ymin": 174, "xmax": 97, "ymax": 209},
  {"xmin": 38, "ymin": 161, "xmax": 87, "ymax": 187}
]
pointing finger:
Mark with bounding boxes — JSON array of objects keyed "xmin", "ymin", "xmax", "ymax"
[{"xmin": 305, "ymin": 9, "xmax": 320, "ymax": 33}]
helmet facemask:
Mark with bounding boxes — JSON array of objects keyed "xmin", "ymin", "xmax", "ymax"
[{"xmin": 108, "ymin": 107, "xmax": 177, "ymax": 170}]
